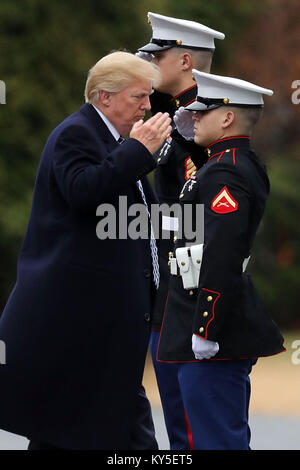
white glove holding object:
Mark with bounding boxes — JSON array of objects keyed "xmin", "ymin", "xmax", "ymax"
[
  {"xmin": 135, "ymin": 51, "xmax": 154, "ymax": 62},
  {"xmin": 174, "ymin": 106, "xmax": 195, "ymax": 141},
  {"xmin": 192, "ymin": 334, "xmax": 219, "ymax": 360}
]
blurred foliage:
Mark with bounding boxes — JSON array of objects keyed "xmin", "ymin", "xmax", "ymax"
[
  {"xmin": 250, "ymin": 151, "xmax": 300, "ymax": 329},
  {"xmin": 0, "ymin": 0, "xmax": 299, "ymax": 329}
]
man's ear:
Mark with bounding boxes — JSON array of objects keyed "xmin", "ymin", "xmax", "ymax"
[
  {"xmin": 99, "ymin": 90, "xmax": 112, "ymax": 107},
  {"xmin": 181, "ymin": 52, "xmax": 193, "ymax": 71},
  {"xmin": 221, "ymin": 110, "xmax": 236, "ymax": 129}
]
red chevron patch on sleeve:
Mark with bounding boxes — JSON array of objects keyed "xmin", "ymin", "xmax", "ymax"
[{"xmin": 211, "ymin": 186, "xmax": 238, "ymax": 214}]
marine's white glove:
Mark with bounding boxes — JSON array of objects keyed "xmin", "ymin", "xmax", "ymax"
[
  {"xmin": 192, "ymin": 334, "xmax": 219, "ymax": 360},
  {"xmin": 135, "ymin": 51, "xmax": 154, "ymax": 62},
  {"xmin": 174, "ymin": 106, "xmax": 194, "ymax": 141}
]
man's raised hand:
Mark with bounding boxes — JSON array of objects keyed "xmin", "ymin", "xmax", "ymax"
[{"xmin": 130, "ymin": 112, "xmax": 172, "ymax": 154}]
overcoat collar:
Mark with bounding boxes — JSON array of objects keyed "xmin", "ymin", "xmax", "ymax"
[{"xmin": 79, "ymin": 103, "xmax": 119, "ymax": 151}]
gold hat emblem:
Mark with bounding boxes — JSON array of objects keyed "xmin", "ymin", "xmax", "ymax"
[
  {"xmin": 223, "ymin": 97, "xmax": 229, "ymax": 105},
  {"xmin": 176, "ymin": 39, "xmax": 182, "ymax": 45}
]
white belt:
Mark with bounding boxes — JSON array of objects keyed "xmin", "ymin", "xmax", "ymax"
[{"xmin": 169, "ymin": 245, "xmax": 250, "ymax": 290}]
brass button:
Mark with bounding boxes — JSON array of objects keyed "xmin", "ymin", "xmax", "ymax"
[
  {"xmin": 199, "ymin": 327, "xmax": 204, "ymax": 333},
  {"xmin": 157, "ymin": 157, "xmax": 161, "ymax": 162},
  {"xmin": 179, "ymin": 193, "xmax": 184, "ymax": 199},
  {"xmin": 168, "ymin": 252, "xmax": 173, "ymax": 257},
  {"xmin": 196, "ymin": 259, "xmax": 201, "ymax": 264},
  {"xmin": 173, "ymin": 236, "xmax": 178, "ymax": 243},
  {"xmin": 203, "ymin": 311, "xmax": 208, "ymax": 317},
  {"xmin": 225, "ymin": 149, "xmax": 231, "ymax": 153},
  {"xmin": 207, "ymin": 149, "xmax": 211, "ymax": 156},
  {"xmin": 189, "ymin": 290, "xmax": 193, "ymax": 296},
  {"xmin": 175, "ymin": 99, "xmax": 180, "ymax": 107},
  {"xmin": 181, "ymin": 261, "xmax": 185, "ymax": 266},
  {"xmin": 207, "ymin": 296, "xmax": 213, "ymax": 301}
]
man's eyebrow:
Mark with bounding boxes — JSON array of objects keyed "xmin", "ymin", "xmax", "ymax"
[{"xmin": 133, "ymin": 90, "xmax": 153, "ymax": 97}]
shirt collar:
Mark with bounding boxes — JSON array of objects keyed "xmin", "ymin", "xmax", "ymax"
[{"xmin": 92, "ymin": 105, "xmax": 120, "ymax": 141}]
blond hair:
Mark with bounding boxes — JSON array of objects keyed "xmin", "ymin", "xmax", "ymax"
[{"xmin": 84, "ymin": 51, "xmax": 161, "ymax": 104}]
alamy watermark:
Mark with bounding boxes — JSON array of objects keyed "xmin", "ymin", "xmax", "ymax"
[
  {"xmin": 291, "ymin": 80, "xmax": 300, "ymax": 105},
  {"xmin": 291, "ymin": 339, "xmax": 300, "ymax": 365},
  {"xmin": 0, "ymin": 340, "xmax": 6, "ymax": 365},
  {"xmin": 95, "ymin": 197, "xmax": 204, "ymax": 245},
  {"xmin": 0, "ymin": 80, "xmax": 6, "ymax": 104}
]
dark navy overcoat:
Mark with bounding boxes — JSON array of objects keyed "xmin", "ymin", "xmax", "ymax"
[{"xmin": 0, "ymin": 103, "xmax": 158, "ymax": 449}]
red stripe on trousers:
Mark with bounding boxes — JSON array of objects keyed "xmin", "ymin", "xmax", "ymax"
[{"xmin": 184, "ymin": 410, "xmax": 194, "ymax": 450}]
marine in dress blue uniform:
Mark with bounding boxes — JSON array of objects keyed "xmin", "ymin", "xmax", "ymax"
[
  {"xmin": 157, "ymin": 70, "xmax": 285, "ymax": 450},
  {"xmin": 138, "ymin": 12, "xmax": 225, "ymax": 450}
]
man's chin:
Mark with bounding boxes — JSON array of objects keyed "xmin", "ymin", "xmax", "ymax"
[
  {"xmin": 154, "ymin": 85, "xmax": 168, "ymax": 95},
  {"xmin": 194, "ymin": 135, "xmax": 203, "ymax": 146}
]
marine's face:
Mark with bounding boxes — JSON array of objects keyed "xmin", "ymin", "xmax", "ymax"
[
  {"xmin": 152, "ymin": 49, "xmax": 183, "ymax": 95},
  {"xmin": 103, "ymin": 79, "xmax": 153, "ymax": 135},
  {"xmin": 192, "ymin": 108, "xmax": 223, "ymax": 147}
]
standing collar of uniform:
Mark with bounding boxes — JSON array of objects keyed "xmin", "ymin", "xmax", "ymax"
[
  {"xmin": 170, "ymin": 84, "xmax": 197, "ymax": 109},
  {"xmin": 204, "ymin": 136, "xmax": 250, "ymax": 158},
  {"xmin": 92, "ymin": 104, "xmax": 120, "ymax": 141}
]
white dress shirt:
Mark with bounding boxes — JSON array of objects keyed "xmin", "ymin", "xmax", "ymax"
[{"xmin": 92, "ymin": 104, "xmax": 120, "ymax": 141}]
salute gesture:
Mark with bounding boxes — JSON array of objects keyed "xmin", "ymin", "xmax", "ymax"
[{"xmin": 130, "ymin": 112, "xmax": 172, "ymax": 154}]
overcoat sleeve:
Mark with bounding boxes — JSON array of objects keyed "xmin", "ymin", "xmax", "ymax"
[{"xmin": 52, "ymin": 124, "xmax": 156, "ymax": 211}]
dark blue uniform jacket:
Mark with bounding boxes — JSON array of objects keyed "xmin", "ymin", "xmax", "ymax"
[{"xmin": 158, "ymin": 136, "xmax": 285, "ymax": 362}]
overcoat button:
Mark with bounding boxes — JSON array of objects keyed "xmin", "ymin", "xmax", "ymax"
[
  {"xmin": 207, "ymin": 296, "xmax": 213, "ymax": 301},
  {"xmin": 144, "ymin": 269, "xmax": 151, "ymax": 278},
  {"xmin": 199, "ymin": 327, "xmax": 204, "ymax": 333}
]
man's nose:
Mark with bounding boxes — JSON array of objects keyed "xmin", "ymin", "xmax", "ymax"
[{"xmin": 141, "ymin": 96, "xmax": 151, "ymax": 110}]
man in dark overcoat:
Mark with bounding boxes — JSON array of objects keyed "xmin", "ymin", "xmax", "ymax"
[{"xmin": 0, "ymin": 51, "xmax": 171, "ymax": 450}]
